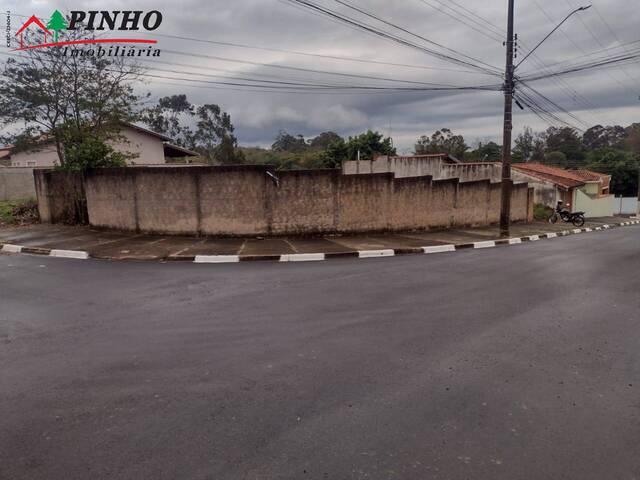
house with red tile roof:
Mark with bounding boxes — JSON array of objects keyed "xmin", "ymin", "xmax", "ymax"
[{"xmin": 512, "ymin": 163, "xmax": 613, "ymax": 218}]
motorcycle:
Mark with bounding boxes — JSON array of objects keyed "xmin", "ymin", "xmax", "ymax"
[{"xmin": 548, "ymin": 203, "xmax": 585, "ymax": 227}]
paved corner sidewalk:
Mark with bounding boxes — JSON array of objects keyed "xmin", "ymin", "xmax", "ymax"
[{"xmin": 0, "ymin": 216, "xmax": 634, "ymax": 262}]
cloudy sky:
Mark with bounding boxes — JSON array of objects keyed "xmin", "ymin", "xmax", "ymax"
[{"xmin": 1, "ymin": 0, "xmax": 639, "ymax": 152}]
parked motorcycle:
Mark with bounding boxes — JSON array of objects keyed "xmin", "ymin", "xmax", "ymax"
[{"xmin": 548, "ymin": 202, "xmax": 585, "ymax": 227}]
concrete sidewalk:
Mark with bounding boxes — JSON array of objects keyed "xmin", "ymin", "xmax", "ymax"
[{"xmin": 0, "ymin": 216, "xmax": 631, "ymax": 261}]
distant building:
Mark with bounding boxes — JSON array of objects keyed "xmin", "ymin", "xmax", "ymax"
[
  {"xmin": 512, "ymin": 163, "xmax": 613, "ymax": 218},
  {"xmin": 7, "ymin": 123, "xmax": 199, "ymax": 168}
]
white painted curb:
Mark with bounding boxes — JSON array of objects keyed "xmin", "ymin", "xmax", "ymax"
[
  {"xmin": 1, "ymin": 244, "xmax": 22, "ymax": 253},
  {"xmin": 50, "ymin": 249, "xmax": 89, "ymax": 260},
  {"xmin": 508, "ymin": 238, "xmax": 522, "ymax": 244},
  {"xmin": 280, "ymin": 253, "xmax": 325, "ymax": 262},
  {"xmin": 473, "ymin": 240, "xmax": 496, "ymax": 249},
  {"xmin": 528, "ymin": 235, "xmax": 540, "ymax": 241},
  {"xmin": 572, "ymin": 229, "xmax": 583, "ymax": 234},
  {"xmin": 546, "ymin": 233, "xmax": 557, "ymax": 238},
  {"xmin": 358, "ymin": 249, "xmax": 395, "ymax": 258},
  {"xmin": 194, "ymin": 255, "xmax": 240, "ymax": 263},
  {"xmin": 423, "ymin": 245, "xmax": 456, "ymax": 254}
]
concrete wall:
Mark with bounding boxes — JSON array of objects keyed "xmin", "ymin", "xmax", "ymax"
[
  {"xmin": 10, "ymin": 126, "xmax": 167, "ymax": 168},
  {"xmin": 81, "ymin": 166, "xmax": 533, "ymax": 236},
  {"xmin": 0, "ymin": 168, "xmax": 37, "ymax": 201},
  {"xmin": 34, "ymin": 170, "xmax": 87, "ymax": 224},
  {"xmin": 573, "ymin": 189, "xmax": 614, "ymax": 218},
  {"xmin": 343, "ymin": 155, "xmax": 451, "ymax": 178},
  {"xmin": 613, "ymin": 197, "xmax": 639, "ymax": 215}
]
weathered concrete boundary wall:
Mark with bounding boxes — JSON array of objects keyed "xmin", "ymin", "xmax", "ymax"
[
  {"xmin": 0, "ymin": 168, "xmax": 37, "ymax": 201},
  {"xmin": 343, "ymin": 155, "xmax": 450, "ymax": 178},
  {"xmin": 83, "ymin": 166, "xmax": 533, "ymax": 236},
  {"xmin": 34, "ymin": 170, "xmax": 87, "ymax": 224}
]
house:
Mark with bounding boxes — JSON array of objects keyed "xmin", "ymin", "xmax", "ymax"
[
  {"xmin": 512, "ymin": 163, "xmax": 614, "ymax": 218},
  {"xmin": 8, "ymin": 123, "xmax": 199, "ymax": 168},
  {"xmin": 15, "ymin": 15, "xmax": 52, "ymax": 49}
]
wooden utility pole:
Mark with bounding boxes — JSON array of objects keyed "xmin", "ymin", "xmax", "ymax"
[{"xmin": 499, "ymin": 0, "xmax": 515, "ymax": 238}]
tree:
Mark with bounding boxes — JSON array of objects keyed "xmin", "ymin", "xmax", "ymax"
[
  {"xmin": 142, "ymin": 94, "xmax": 195, "ymax": 146},
  {"xmin": 544, "ymin": 151, "xmax": 568, "ymax": 167},
  {"xmin": 272, "ymin": 131, "xmax": 308, "ymax": 152},
  {"xmin": 193, "ymin": 104, "xmax": 243, "ymax": 164},
  {"xmin": 582, "ymin": 125, "xmax": 626, "ymax": 150},
  {"xmin": 512, "ymin": 126, "xmax": 535, "ymax": 162},
  {"xmin": 414, "ymin": 128, "xmax": 468, "ymax": 159},
  {"xmin": 47, "ymin": 10, "xmax": 68, "ymax": 42},
  {"xmin": 468, "ymin": 141, "xmax": 501, "ymax": 162},
  {"xmin": 586, "ymin": 148, "xmax": 639, "ymax": 197},
  {"xmin": 543, "ymin": 127, "xmax": 584, "ymax": 165},
  {"xmin": 625, "ymin": 123, "xmax": 640, "ymax": 154},
  {"xmin": 320, "ymin": 130, "xmax": 395, "ymax": 168},
  {"xmin": 0, "ymin": 27, "xmax": 144, "ymax": 168},
  {"xmin": 308, "ymin": 131, "xmax": 342, "ymax": 149},
  {"xmin": 59, "ymin": 121, "xmax": 127, "ymax": 170},
  {"xmin": 142, "ymin": 95, "xmax": 242, "ymax": 164}
]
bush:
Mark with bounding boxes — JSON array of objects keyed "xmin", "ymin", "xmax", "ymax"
[{"xmin": 533, "ymin": 203, "xmax": 553, "ymax": 221}]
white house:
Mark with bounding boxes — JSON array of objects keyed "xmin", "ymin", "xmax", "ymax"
[{"xmin": 8, "ymin": 123, "xmax": 198, "ymax": 168}]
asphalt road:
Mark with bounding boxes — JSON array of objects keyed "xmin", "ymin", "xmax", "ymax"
[{"xmin": 1, "ymin": 226, "xmax": 639, "ymax": 480}]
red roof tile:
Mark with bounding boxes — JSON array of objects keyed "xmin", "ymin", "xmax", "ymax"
[{"xmin": 512, "ymin": 163, "xmax": 586, "ymax": 189}]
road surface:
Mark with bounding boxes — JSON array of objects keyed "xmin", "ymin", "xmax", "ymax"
[{"xmin": 1, "ymin": 226, "xmax": 639, "ymax": 479}]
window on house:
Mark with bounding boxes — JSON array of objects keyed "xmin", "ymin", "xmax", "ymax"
[{"xmin": 27, "ymin": 161, "xmax": 36, "ymax": 167}]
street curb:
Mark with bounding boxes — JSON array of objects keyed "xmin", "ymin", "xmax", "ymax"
[{"xmin": 1, "ymin": 220, "xmax": 639, "ymax": 264}]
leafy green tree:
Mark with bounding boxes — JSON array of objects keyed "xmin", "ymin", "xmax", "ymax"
[
  {"xmin": 272, "ymin": 131, "xmax": 308, "ymax": 152},
  {"xmin": 58, "ymin": 122, "xmax": 127, "ymax": 171},
  {"xmin": 512, "ymin": 126, "xmax": 545, "ymax": 163},
  {"xmin": 320, "ymin": 130, "xmax": 395, "ymax": 168},
  {"xmin": 142, "ymin": 94, "xmax": 195, "ymax": 146},
  {"xmin": 47, "ymin": 10, "xmax": 68, "ymax": 42},
  {"xmin": 582, "ymin": 125, "xmax": 626, "ymax": 150},
  {"xmin": 142, "ymin": 95, "xmax": 242, "ymax": 164},
  {"xmin": 544, "ymin": 151, "xmax": 568, "ymax": 167},
  {"xmin": 308, "ymin": 131, "xmax": 342, "ymax": 149},
  {"xmin": 543, "ymin": 127, "xmax": 585, "ymax": 165},
  {"xmin": 414, "ymin": 128, "xmax": 468, "ymax": 159},
  {"xmin": 586, "ymin": 148, "xmax": 639, "ymax": 196},
  {"xmin": 468, "ymin": 141, "xmax": 501, "ymax": 162}
]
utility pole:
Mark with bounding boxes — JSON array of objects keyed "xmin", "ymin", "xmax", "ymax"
[{"xmin": 499, "ymin": 0, "xmax": 515, "ymax": 238}]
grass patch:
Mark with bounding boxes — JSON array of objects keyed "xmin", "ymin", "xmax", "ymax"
[{"xmin": 533, "ymin": 203, "xmax": 554, "ymax": 221}]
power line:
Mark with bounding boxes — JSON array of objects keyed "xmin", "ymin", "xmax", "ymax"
[
  {"xmin": 330, "ymin": 0, "xmax": 502, "ymax": 70},
  {"xmin": 415, "ymin": 0, "xmax": 504, "ymax": 43},
  {"xmin": 284, "ymin": 0, "xmax": 502, "ymax": 75}
]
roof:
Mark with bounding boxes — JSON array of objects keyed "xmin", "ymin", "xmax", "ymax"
[
  {"xmin": 16, "ymin": 15, "xmax": 51, "ymax": 36},
  {"xmin": 512, "ymin": 163, "xmax": 588, "ymax": 189},
  {"xmin": 571, "ymin": 169, "xmax": 610, "ymax": 182},
  {"xmin": 121, "ymin": 122, "xmax": 173, "ymax": 142},
  {"xmin": 0, "ymin": 146, "xmax": 11, "ymax": 160},
  {"xmin": 163, "ymin": 143, "xmax": 199, "ymax": 158}
]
